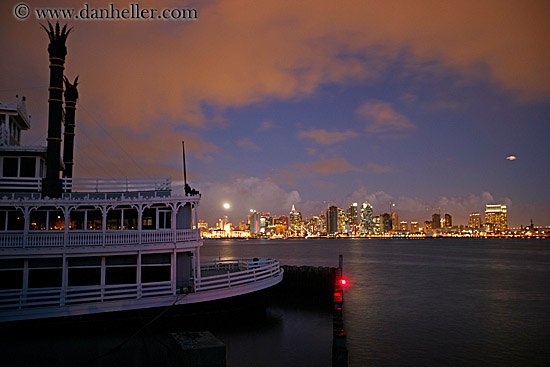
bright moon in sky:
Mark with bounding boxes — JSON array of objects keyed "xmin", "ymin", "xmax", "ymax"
[{"xmin": 223, "ymin": 203, "xmax": 230, "ymax": 209}]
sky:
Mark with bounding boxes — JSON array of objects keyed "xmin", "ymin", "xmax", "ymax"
[{"xmin": 1, "ymin": 0, "xmax": 549, "ymax": 227}]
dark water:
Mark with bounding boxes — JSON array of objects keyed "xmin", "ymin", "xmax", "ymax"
[
  {"xmin": 1, "ymin": 238, "xmax": 548, "ymax": 366},
  {"xmin": 202, "ymin": 238, "xmax": 550, "ymax": 367}
]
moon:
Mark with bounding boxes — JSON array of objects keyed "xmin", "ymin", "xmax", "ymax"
[{"xmin": 223, "ymin": 203, "xmax": 230, "ymax": 209}]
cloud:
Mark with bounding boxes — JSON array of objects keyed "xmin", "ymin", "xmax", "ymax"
[
  {"xmin": 367, "ymin": 162, "xmax": 392, "ymax": 173},
  {"xmin": 357, "ymin": 100, "xmax": 416, "ymax": 133},
  {"xmin": 288, "ymin": 158, "xmax": 360, "ymax": 175},
  {"xmin": 236, "ymin": 138, "xmax": 261, "ymax": 151},
  {"xmin": 297, "ymin": 128, "xmax": 358, "ymax": 144},
  {"xmin": 259, "ymin": 120, "xmax": 274, "ymax": 131},
  {"xmin": 198, "ymin": 177, "xmax": 301, "ymax": 224}
]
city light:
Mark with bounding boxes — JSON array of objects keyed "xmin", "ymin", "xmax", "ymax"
[{"xmin": 223, "ymin": 203, "xmax": 230, "ymax": 209}]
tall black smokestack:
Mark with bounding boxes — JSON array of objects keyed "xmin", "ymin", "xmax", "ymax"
[
  {"xmin": 63, "ymin": 76, "xmax": 78, "ymax": 180},
  {"xmin": 42, "ymin": 22, "xmax": 71, "ymax": 198}
]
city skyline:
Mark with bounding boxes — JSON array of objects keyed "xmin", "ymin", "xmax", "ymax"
[
  {"xmin": 205, "ymin": 201, "xmax": 518, "ymax": 230},
  {"xmin": 2, "ymin": 1, "xmax": 549, "ymax": 227}
]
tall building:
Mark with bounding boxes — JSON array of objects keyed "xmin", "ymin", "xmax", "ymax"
[
  {"xmin": 372, "ymin": 215, "xmax": 381, "ymax": 235},
  {"xmin": 468, "ymin": 212, "xmax": 482, "ymax": 229},
  {"xmin": 410, "ymin": 221, "xmax": 419, "ymax": 233},
  {"xmin": 391, "ymin": 212, "xmax": 399, "ymax": 230},
  {"xmin": 432, "ymin": 213, "xmax": 441, "ymax": 230},
  {"xmin": 381, "ymin": 213, "xmax": 392, "ymax": 233},
  {"xmin": 327, "ymin": 206, "xmax": 338, "ymax": 235},
  {"xmin": 289, "ymin": 205, "xmax": 303, "ymax": 236},
  {"xmin": 338, "ymin": 208, "xmax": 348, "ymax": 234},
  {"xmin": 360, "ymin": 201, "xmax": 374, "ymax": 234},
  {"xmin": 444, "ymin": 213, "xmax": 452, "ymax": 228},
  {"xmin": 249, "ymin": 211, "xmax": 270, "ymax": 236},
  {"xmin": 347, "ymin": 203, "xmax": 359, "ymax": 224},
  {"xmin": 485, "ymin": 204, "xmax": 508, "ymax": 232},
  {"xmin": 424, "ymin": 220, "xmax": 433, "ymax": 233},
  {"xmin": 399, "ymin": 221, "xmax": 408, "ymax": 232}
]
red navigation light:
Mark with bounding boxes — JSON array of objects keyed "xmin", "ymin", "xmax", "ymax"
[{"xmin": 340, "ymin": 278, "xmax": 347, "ymax": 286}]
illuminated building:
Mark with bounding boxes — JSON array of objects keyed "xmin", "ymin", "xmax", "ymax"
[
  {"xmin": 444, "ymin": 213, "xmax": 452, "ymax": 228},
  {"xmin": 424, "ymin": 220, "xmax": 433, "ymax": 233},
  {"xmin": 249, "ymin": 211, "xmax": 270, "ymax": 236},
  {"xmin": 372, "ymin": 215, "xmax": 381, "ymax": 235},
  {"xmin": 381, "ymin": 213, "xmax": 392, "ymax": 233},
  {"xmin": 485, "ymin": 204, "xmax": 508, "ymax": 232},
  {"xmin": 400, "ymin": 221, "xmax": 408, "ymax": 231},
  {"xmin": 410, "ymin": 221, "xmax": 419, "ymax": 232},
  {"xmin": 289, "ymin": 205, "xmax": 304, "ymax": 236},
  {"xmin": 347, "ymin": 203, "xmax": 358, "ymax": 224},
  {"xmin": 327, "ymin": 206, "xmax": 338, "ymax": 235},
  {"xmin": 432, "ymin": 213, "xmax": 441, "ymax": 230},
  {"xmin": 468, "ymin": 212, "xmax": 482, "ymax": 229},
  {"xmin": 338, "ymin": 208, "xmax": 347, "ymax": 234},
  {"xmin": 347, "ymin": 203, "xmax": 359, "ymax": 235},
  {"xmin": 391, "ymin": 212, "xmax": 399, "ymax": 230},
  {"xmin": 360, "ymin": 202, "xmax": 374, "ymax": 234}
]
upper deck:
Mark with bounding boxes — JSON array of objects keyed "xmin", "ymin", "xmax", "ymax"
[{"xmin": 0, "ymin": 177, "xmax": 201, "ymax": 254}]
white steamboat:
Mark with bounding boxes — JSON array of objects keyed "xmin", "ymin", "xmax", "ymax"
[{"xmin": 0, "ymin": 23, "xmax": 282, "ymax": 323}]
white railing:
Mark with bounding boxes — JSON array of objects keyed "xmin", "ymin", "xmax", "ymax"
[
  {"xmin": 0, "ymin": 177, "xmax": 42, "ymax": 192},
  {"xmin": 195, "ymin": 259, "xmax": 281, "ymax": 292},
  {"xmin": 0, "ymin": 229, "xmax": 200, "ymax": 248},
  {"xmin": 0, "ymin": 281, "xmax": 173, "ymax": 310},
  {"xmin": 62, "ymin": 177, "xmax": 171, "ymax": 193},
  {"xmin": 0, "ymin": 177, "xmax": 171, "ymax": 194}
]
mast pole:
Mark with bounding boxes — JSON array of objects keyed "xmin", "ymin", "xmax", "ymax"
[{"xmin": 182, "ymin": 141, "xmax": 187, "ymax": 186}]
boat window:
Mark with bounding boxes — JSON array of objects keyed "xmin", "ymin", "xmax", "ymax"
[
  {"xmin": 142, "ymin": 253, "xmax": 171, "ymax": 265},
  {"xmin": 2, "ymin": 157, "xmax": 18, "ymax": 177},
  {"xmin": 48, "ymin": 210, "xmax": 64, "ymax": 230},
  {"xmin": 68, "ymin": 257, "xmax": 101, "ymax": 267},
  {"xmin": 70, "ymin": 211, "xmax": 85, "ymax": 230},
  {"xmin": 159, "ymin": 210, "xmax": 171, "ymax": 229},
  {"xmin": 87, "ymin": 210, "xmax": 102, "ymax": 230},
  {"xmin": 20, "ymin": 157, "xmax": 36, "ymax": 177},
  {"xmin": 142, "ymin": 266, "xmax": 170, "ymax": 283},
  {"xmin": 28, "ymin": 257, "xmax": 63, "ymax": 288},
  {"xmin": 123, "ymin": 209, "xmax": 138, "ymax": 230},
  {"xmin": 29, "ymin": 258, "xmax": 63, "ymax": 268},
  {"xmin": 0, "ymin": 262, "xmax": 23, "ymax": 289},
  {"xmin": 107, "ymin": 209, "xmax": 121, "ymax": 230},
  {"xmin": 142, "ymin": 208, "xmax": 156, "ymax": 230},
  {"xmin": 68, "ymin": 257, "xmax": 101, "ymax": 286},
  {"xmin": 0, "ymin": 211, "xmax": 5, "ymax": 231},
  {"xmin": 30, "ymin": 210, "xmax": 47, "ymax": 230},
  {"xmin": 28, "ymin": 269, "xmax": 62, "ymax": 288},
  {"xmin": 7, "ymin": 210, "xmax": 24, "ymax": 231},
  {"xmin": 106, "ymin": 255, "xmax": 137, "ymax": 266},
  {"xmin": 105, "ymin": 267, "xmax": 136, "ymax": 285}
]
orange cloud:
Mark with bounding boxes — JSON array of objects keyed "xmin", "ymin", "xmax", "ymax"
[
  {"xmin": 2, "ymin": 0, "xmax": 548, "ymax": 179},
  {"xmin": 297, "ymin": 128, "xmax": 358, "ymax": 144},
  {"xmin": 357, "ymin": 101, "xmax": 416, "ymax": 133},
  {"xmin": 236, "ymin": 138, "xmax": 260, "ymax": 151},
  {"xmin": 367, "ymin": 162, "xmax": 392, "ymax": 173},
  {"xmin": 288, "ymin": 158, "xmax": 359, "ymax": 175}
]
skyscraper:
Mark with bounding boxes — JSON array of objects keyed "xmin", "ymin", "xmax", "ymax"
[
  {"xmin": 410, "ymin": 221, "xmax": 419, "ymax": 233},
  {"xmin": 289, "ymin": 205, "xmax": 304, "ymax": 236},
  {"xmin": 468, "ymin": 212, "xmax": 482, "ymax": 229},
  {"xmin": 327, "ymin": 206, "xmax": 338, "ymax": 235},
  {"xmin": 432, "ymin": 213, "xmax": 441, "ymax": 230},
  {"xmin": 485, "ymin": 204, "xmax": 508, "ymax": 232},
  {"xmin": 444, "ymin": 213, "xmax": 452, "ymax": 228},
  {"xmin": 347, "ymin": 203, "xmax": 359, "ymax": 235},
  {"xmin": 360, "ymin": 201, "xmax": 374, "ymax": 234}
]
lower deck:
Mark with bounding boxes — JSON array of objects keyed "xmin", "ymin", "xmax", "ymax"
[{"xmin": 0, "ymin": 250, "xmax": 283, "ymax": 322}]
